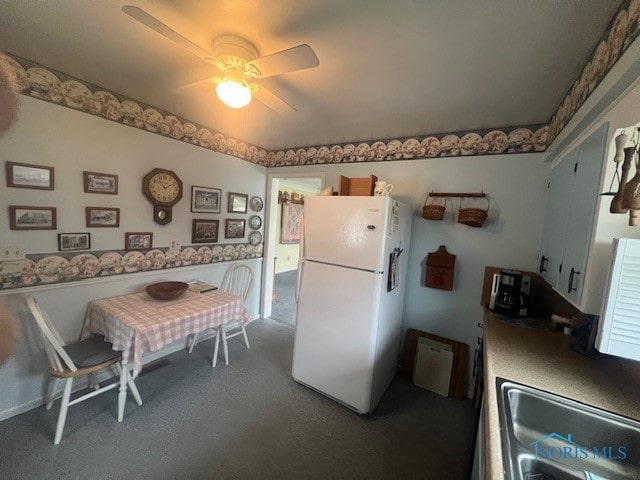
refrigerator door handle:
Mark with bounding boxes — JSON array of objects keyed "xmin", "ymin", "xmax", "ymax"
[{"xmin": 295, "ymin": 260, "xmax": 305, "ymax": 303}]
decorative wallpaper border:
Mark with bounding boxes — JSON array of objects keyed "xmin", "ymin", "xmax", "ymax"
[
  {"xmin": 266, "ymin": 125, "xmax": 549, "ymax": 167},
  {"xmin": 4, "ymin": 0, "xmax": 640, "ymax": 166},
  {"xmin": 0, "ymin": 242, "xmax": 263, "ymax": 291},
  {"xmin": 3, "ymin": 54, "xmax": 270, "ymax": 166},
  {"xmin": 546, "ymin": 0, "xmax": 640, "ymax": 145}
]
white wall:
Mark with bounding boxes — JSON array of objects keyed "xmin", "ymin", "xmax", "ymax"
[
  {"xmin": 274, "ymin": 154, "xmax": 549, "ymax": 394},
  {"xmin": 0, "ymin": 97, "xmax": 266, "ymax": 251},
  {"xmin": 0, "ymin": 96, "xmax": 267, "ymax": 419}
]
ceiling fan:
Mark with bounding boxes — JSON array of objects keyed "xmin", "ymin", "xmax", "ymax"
[{"xmin": 122, "ymin": 5, "xmax": 319, "ymax": 114}]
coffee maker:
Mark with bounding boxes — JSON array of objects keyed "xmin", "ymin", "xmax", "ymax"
[{"xmin": 490, "ymin": 270, "xmax": 530, "ymax": 317}]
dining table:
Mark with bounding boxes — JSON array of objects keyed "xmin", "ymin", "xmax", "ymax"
[{"xmin": 83, "ymin": 288, "xmax": 250, "ymax": 421}]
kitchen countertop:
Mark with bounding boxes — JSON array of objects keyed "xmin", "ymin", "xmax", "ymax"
[{"xmin": 483, "ymin": 308, "xmax": 640, "ymax": 479}]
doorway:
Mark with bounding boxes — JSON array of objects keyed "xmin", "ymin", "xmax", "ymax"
[{"xmin": 261, "ymin": 173, "xmax": 324, "ymax": 325}]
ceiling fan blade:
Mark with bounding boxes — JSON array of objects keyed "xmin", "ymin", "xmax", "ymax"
[
  {"xmin": 122, "ymin": 5, "xmax": 215, "ymax": 63},
  {"xmin": 248, "ymin": 44, "xmax": 319, "ymax": 78},
  {"xmin": 175, "ymin": 78, "xmax": 215, "ymax": 91},
  {"xmin": 253, "ymin": 86, "xmax": 296, "ymax": 115}
]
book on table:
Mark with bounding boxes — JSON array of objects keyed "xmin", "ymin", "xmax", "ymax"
[{"xmin": 187, "ymin": 280, "xmax": 218, "ymax": 293}]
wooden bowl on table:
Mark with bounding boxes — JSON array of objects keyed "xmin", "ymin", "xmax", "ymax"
[{"xmin": 145, "ymin": 281, "xmax": 188, "ymax": 300}]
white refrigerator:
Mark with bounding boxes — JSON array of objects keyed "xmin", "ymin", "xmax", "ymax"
[{"xmin": 292, "ymin": 196, "xmax": 412, "ymax": 414}]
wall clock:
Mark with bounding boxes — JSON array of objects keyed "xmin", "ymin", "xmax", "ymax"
[{"xmin": 142, "ymin": 168, "xmax": 183, "ymax": 225}]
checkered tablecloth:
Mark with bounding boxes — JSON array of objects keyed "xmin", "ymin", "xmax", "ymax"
[{"xmin": 83, "ymin": 290, "xmax": 249, "ymax": 376}]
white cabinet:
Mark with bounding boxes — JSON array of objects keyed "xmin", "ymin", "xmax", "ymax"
[
  {"xmin": 538, "ymin": 123, "xmax": 608, "ymax": 306},
  {"xmin": 539, "ymin": 149, "xmax": 576, "ymax": 287}
]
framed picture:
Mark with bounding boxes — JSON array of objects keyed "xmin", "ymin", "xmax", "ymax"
[
  {"xmin": 9, "ymin": 206, "xmax": 57, "ymax": 230},
  {"xmin": 281, "ymin": 203, "xmax": 303, "ymax": 244},
  {"xmin": 125, "ymin": 232, "xmax": 153, "ymax": 251},
  {"xmin": 192, "ymin": 219, "xmax": 219, "ymax": 243},
  {"xmin": 225, "ymin": 219, "xmax": 246, "ymax": 239},
  {"xmin": 6, "ymin": 162, "xmax": 54, "ymax": 190},
  {"xmin": 86, "ymin": 207, "xmax": 120, "ymax": 227},
  {"xmin": 191, "ymin": 186, "xmax": 221, "ymax": 213},
  {"xmin": 227, "ymin": 192, "xmax": 248, "ymax": 214},
  {"xmin": 84, "ymin": 171, "xmax": 118, "ymax": 194},
  {"xmin": 58, "ymin": 233, "xmax": 91, "ymax": 251}
]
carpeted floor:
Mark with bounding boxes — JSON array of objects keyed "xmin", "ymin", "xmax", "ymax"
[
  {"xmin": 0, "ymin": 318, "xmax": 477, "ymax": 480},
  {"xmin": 270, "ymin": 270, "xmax": 297, "ymax": 327}
]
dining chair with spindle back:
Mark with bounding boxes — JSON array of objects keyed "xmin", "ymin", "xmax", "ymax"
[
  {"xmin": 25, "ymin": 295, "xmax": 142, "ymax": 444},
  {"xmin": 187, "ymin": 264, "xmax": 253, "ymax": 366}
]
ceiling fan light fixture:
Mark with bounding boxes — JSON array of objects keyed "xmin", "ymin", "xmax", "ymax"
[
  {"xmin": 216, "ymin": 81, "xmax": 251, "ymax": 108},
  {"xmin": 215, "ymin": 68, "xmax": 252, "ymax": 108}
]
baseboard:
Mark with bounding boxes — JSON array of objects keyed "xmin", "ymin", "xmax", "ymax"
[
  {"xmin": 0, "ymin": 368, "xmax": 124, "ymax": 421},
  {"xmin": 0, "ymin": 397, "xmax": 45, "ymax": 421}
]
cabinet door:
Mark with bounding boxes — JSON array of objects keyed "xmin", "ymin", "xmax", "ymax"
[
  {"xmin": 559, "ymin": 123, "xmax": 608, "ymax": 304},
  {"xmin": 538, "ymin": 149, "xmax": 576, "ymax": 286}
]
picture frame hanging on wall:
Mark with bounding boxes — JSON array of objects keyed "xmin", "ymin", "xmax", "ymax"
[
  {"xmin": 58, "ymin": 233, "xmax": 91, "ymax": 251},
  {"xmin": 225, "ymin": 219, "xmax": 245, "ymax": 239},
  {"xmin": 83, "ymin": 171, "xmax": 118, "ymax": 194},
  {"xmin": 86, "ymin": 207, "xmax": 120, "ymax": 227},
  {"xmin": 9, "ymin": 205, "xmax": 57, "ymax": 230},
  {"xmin": 192, "ymin": 219, "xmax": 219, "ymax": 243},
  {"xmin": 191, "ymin": 186, "xmax": 221, "ymax": 213},
  {"xmin": 125, "ymin": 232, "xmax": 153, "ymax": 251},
  {"xmin": 227, "ymin": 192, "xmax": 248, "ymax": 214},
  {"xmin": 6, "ymin": 162, "xmax": 54, "ymax": 190}
]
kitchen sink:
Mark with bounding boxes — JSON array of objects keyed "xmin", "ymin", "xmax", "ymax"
[{"xmin": 496, "ymin": 378, "xmax": 640, "ymax": 480}]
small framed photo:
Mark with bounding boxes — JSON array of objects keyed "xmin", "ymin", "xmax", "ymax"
[
  {"xmin": 10, "ymin": 206, "xmax": 57, "ymax": 230},
  {"xmin": 225, "ymin": 219, "xmax": 246, "ymax": 239},
  {"xmin": 125, "ymin": 232, "xmax": 153, "ymax": 251},
  {"xmin": 84, "ymin": 171, "xmax": 118, "ymax": 194},
  {"xmin": 58, "ymin": 233, "xmax": 91, "ymax": 251},
  {"xmin": 191, "ymin": 186, "xmax": 221, "ymax": 213},
  {"xmin": 227, "ymin": 192, "xmax": 248, "ymax": 214},
  {"xmin": 86, "ymin": 207, "xmax": 120, "ymax": 227},
  {"xmin": 6, "ymin": 162, "xmax": 54, "ymax": 190},
  {"xmin": 192, "ymin": 219, "xmax": 219, "ymax": 243}
]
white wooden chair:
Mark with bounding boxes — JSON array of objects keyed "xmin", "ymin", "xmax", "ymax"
[
  {"xmin": 188, "ymin": 264, "xmax": 253, "ymax": 366},
  {"xmin": 25, "ymin": 296, "xmax": 142, "ymax": 445}
]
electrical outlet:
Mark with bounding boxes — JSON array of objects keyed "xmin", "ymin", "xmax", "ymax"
[
  {"xmin": 170, "ymin": 241, "xmax": 181, "ymax": 250},
  {"xmin": 1, "ymin": 245, "xmax": 25, "ymax": 261}
]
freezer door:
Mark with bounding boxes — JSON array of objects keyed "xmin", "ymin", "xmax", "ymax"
[
  {"xmin": 292, "ymin": 261, "xmax": 381, "ymax": 413},
  {"xmin": 303, "ymin": 196, "xmax": 390, "ymax": 271}
]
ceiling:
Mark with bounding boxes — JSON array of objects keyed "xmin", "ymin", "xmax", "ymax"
[{"xmin": 0, "ymin": 0, "xmax": 624, "ymax": 151}]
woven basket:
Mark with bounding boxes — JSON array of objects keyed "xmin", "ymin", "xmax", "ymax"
[
  {"xmin": 422, "ymin": 196, "xmax": 446, "ymax": 220},
  {"xmin": 457, "ymin": 197, "xmax": 489, "ymax": 227}
]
